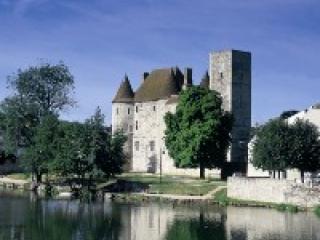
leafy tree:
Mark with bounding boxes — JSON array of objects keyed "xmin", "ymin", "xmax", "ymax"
[
  {"xmin": 0, "ymin": 62, "xmax": 75, "ymax": 180},
  {"xmin": 288, "ymin": 119, "xmax": 320, "ymax": 182},
  {"xmin": 7, "ymin": 62, "xmax": 75, "ymax": 117},
  {"xmin": 164, "ymin": 86, "xmax": 233, "ymax": 179},
  {"xmin": 1, "ymin": 63, "xmax": 74, "ymax": 151},
  {"xmin": 86, "ymin": 107, "xmax": 127, "ymax": 179},
  {"xmin": 252, "ymin": 118, "xmax": 320, "ymax": 182},
  {"xmin": 22, "ymin": 114, "xmax": 60, "ymax": 182},
  {"xmin": 252, "ymin": 118, "xmax": 290, "ymax": 172},
  {"xmin": 51, "ymin": 121, "xmax": 93, "ymax": 188},
  {"xmin": 0, "ymin": 96, "xmax": 39, "ymax": 155}
]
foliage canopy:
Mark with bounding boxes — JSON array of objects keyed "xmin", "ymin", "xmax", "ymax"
[{"xmin": 164, "ymin": 86, "xmax": 233, "ymax": 179}]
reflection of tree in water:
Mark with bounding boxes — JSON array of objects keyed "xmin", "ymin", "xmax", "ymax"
[
  {"xmin": 165, "ymin": 211, "xmax": 227, "ymax": 240},
  {"xmin": 21, "ymin": 199, "xmax": 122, "ymax": 240}
]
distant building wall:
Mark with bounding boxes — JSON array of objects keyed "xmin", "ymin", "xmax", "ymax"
[{"xmin": 228, "ymin": 177, "xmax": 320, "ymax": 207}]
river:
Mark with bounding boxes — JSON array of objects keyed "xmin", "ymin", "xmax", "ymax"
[{"xmin": 0, "ymin": 190, "xmax": 319, "ymax": 240}]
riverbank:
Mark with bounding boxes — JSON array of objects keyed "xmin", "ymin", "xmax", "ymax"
[{"xmin": 1, "ymin": 173, "xmax": 320, "ymax": 214}]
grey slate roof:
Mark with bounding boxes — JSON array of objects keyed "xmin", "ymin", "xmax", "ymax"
[
  {"xmin": 134, "ymin": 67, "xmax": 184, "ymax": 102},
  {"xmin": 112, "ymin": 75, "xmax": 135, "ymax": 103}
]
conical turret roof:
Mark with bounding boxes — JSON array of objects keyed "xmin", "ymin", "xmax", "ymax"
[
  {"xmin": 200, "ymin": 71, "xmax": 210, "ymax": 89},
  {"xmin": 112, "ymin": 75, "xmax": 135, "ymax": 103}
]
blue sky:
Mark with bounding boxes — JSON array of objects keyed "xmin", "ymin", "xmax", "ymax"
[{"xmin": 0, "ymin": 0, "xmax": 319, "ymax": 125}]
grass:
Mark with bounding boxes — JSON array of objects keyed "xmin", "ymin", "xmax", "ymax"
[
  {"xmin": 212, "ymin": 188, "xmax": 229, "ymax": 205},
  {"xmin": 6, "ymin": 173, "xmax": 31, "ymax": 181},
  {"xmin": 118, "ymin": 173, "xmax": 226, "ymax": 196},
  {"xmin": 212, "ymin": 188, "xmax": 299, "ymax": 212}
]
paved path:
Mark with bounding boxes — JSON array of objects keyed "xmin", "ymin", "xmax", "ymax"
[
  {"xmin": 139, "ymin": 185, "xmax": 226, "ymax": 200},
  {"xmin": 0, "ymin": 177, "xmax": 29, "ymax": 184}
]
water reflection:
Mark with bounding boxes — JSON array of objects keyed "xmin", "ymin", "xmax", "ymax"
[{"xmin": 0, "ymin": 190, "xmax": 319, "ymax": 240}]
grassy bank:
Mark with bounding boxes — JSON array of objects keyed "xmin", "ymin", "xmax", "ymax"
[
  {"xmin": 5, "ymin": 173, "xmax": 31, "ymax": 181},
  {"xmin": 212, "ymin": 188, "xmax": 299, "ymax": 212},
  {"xmin": 118, "ymin": 173, "xmax": 225, "ymax": 196}
]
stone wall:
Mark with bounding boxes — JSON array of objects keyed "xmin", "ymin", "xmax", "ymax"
[{"xmin": 227, "ymin": 177, "xmax": 320, "ymax": 207}]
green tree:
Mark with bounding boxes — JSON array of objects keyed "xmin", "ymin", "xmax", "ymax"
[
  {"xmin": 288, "ymin": 119, "xmax": 320, "ymax": 182},
  {"xmin": 22, "ymin": 114, "xmax": 60, "ymax": 183},
  {"xmin": 51, "ymin": 121, "xmax": 92, "ymax": 188},
  {"xmin": 7, "ymin": 62, "xmax": 75, "ymax": 117},
  {"xmin": 86, "ymin": 107, "xmax": 127, "ymax": 179},
  {"xmin": 252, "ymin": 118, "xmax": 320, "ymax": 182},
  {"xmin": 252, "ymin": 118, "xmax": 290, "ymax": 173},
  {"xmin": 1, "ymin": 63, "xmax": 74, "ymax": 151},
  {"xmin": 0, "ymin": 62, "xmax": 75, "ymax": 180},
  {"xmin": 164, "ymin": 86, "xmax": 233, "ymax": 179}
]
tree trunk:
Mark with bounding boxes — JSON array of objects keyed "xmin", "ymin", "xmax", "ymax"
[
  {"xmin": 36, "ymin": 173, "xmax": 42, "ymax": 184},
  {"xmin": 200, "ymin": 162, "xmax": 205, "ymax": 179},
  {"xmin": 301, "ymin": 170, "xmax": 304, "ymax": 183}
]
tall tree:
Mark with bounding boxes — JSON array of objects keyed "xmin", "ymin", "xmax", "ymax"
[
  {"xmin": 164, "ymin": 86, "xmax": 233, "ymax": 179},
  {"xmin": 252, "ymin": 118, "xmax": 291, "ymax": 173},
  {"xmin": 1, "ymin": 62, "xmax": 75, "ymax": 155},
  {"xmin": 22, "ymin": 114, "xmax": 60, "ymax": 182},
  {"xmin": 288, "ymin": 119, "xmax": 320, "ymax": 182},
  {"xmin": 7, "ymin": 62, "xmax": 75, "ymax": 117},
  {"xmin": 86, "ymin": 107, "xmax": 127, "ymax": 179},
  {"xmin": 51, "ymin": 121, "xmax": 92, "ymax": 188},
  {"xmin": 252, "ymin": 118, "xmax": 320, "ymax": 181}
]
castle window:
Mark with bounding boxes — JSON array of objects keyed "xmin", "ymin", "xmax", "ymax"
[
  {"xmin": 220, "ymin": 72, "xmax": 224, "ymax": 79},
  {"xmin": 129, "ymin": 125, "xmax": 133, "ymax": 133},
  {"xmin": 153, "ymin": 106, "xmax": 156, "ymax": 111},
  {"xmin": 136, "ymin": 121, "xmax": 139, "ymax": 130},
  {"xmin": 149, "ymin": 141, "xmax": 155, "ymax": 151},
  {"xmin": 128, "ymin": 108, "xmax": 131, "ymax": 115},
  {"xmin": 136, "ymin": 106, "xmax": 139, "ymax": 113},
  {"xmin": 116, "ymin": 108, "xmax": 119, "ymax": 115},
  {"xmin": 135, "ymin": 141, "xmax": 139, "ymax": 151}
]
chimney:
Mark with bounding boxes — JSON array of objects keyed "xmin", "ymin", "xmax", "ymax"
[
  {"xmin": 183, "ymin": 68, "xmax": 192, "ymax": 89},
  {"xmin": 143, "ymin": 72, "xmax": 149, "ymax": 82}
]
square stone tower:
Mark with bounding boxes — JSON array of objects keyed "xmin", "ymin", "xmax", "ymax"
[{"xmin": 209, "ymin": 50, "xmax": 251, "ymax": 163}]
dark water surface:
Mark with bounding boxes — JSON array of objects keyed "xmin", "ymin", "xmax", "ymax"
[{"xmin": 0, "ymin": 190, "xmax": 319, "ymax": 240}]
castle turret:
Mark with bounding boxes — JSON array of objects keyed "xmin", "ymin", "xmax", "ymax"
[{"xmin": 112, "ymin": 75, "xmax": 135, "ymax": 170}]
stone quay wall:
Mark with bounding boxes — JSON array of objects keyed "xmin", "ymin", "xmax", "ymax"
[{"xmin": 227, "ymin": 177, "xmax": 320, "ymax": 207}]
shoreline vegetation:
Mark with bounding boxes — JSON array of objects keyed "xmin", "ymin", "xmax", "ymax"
[{"xmin": 1, "ymin": 173, "xmax": 320, "ymax": 216}]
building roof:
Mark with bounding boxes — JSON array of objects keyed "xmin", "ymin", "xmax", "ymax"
[
  {"xmin": 165, "ymin": 95, "xmax": 179, "ymax": 105},
  {"xmin": 134, "ymin": 67, "xmax": 184, "ymax": 102},
  {"xmin": 287, "ymin": 104, "xmax": 320, "ymax": 128},
  {"xmin": 112, "ymin": 75, "xmax": 135, "ymax": 103},
  {"xmin": 200, "ymin": 71, "xmax": 210, "ymax": 89}
]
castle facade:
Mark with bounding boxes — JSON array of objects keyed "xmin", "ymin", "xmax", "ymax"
[{"xmin": 112, "ymin": 49, "xmax": 251, "ymax": 176}]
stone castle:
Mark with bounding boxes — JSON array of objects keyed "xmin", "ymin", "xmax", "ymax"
[{"xmin": 112, "ymin": 49, "xmax": 251, "ymax": 176}]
